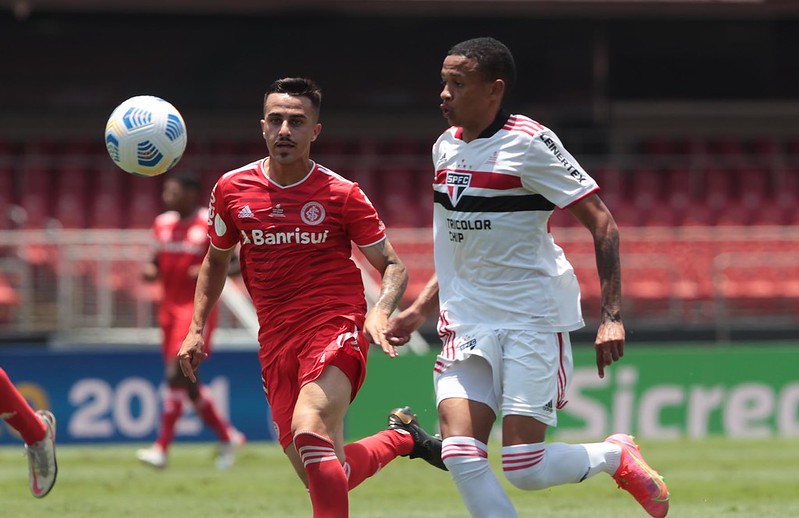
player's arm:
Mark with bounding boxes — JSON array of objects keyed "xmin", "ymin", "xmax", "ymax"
[
  {"xmin": 178, "ymin": 245, "xmax": 235, "ymax": 382},
  {"xmin": 359, "ymin": 238, "xmax": 408, "ymax": 358},
  {"xmin": 142, "ymin": 256, "xmax": 159, "ymax": 282},
  {"xmin": 386, "ymin": 273, "xmax": 439, "ymax": 347},
  {"xmin": 568, "ymin": 192, "xmax": 625, "ymax": 379}
]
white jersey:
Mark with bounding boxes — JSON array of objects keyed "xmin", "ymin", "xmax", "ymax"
[{"xmin": 432, "ymin": 112, "xmax": 599, "ymax": 332}]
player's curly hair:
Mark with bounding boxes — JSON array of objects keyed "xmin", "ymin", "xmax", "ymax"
[
  {"xmin": 264, "ymin": 77, "xmax": 322, "ymax": 115},
  {"xmin": 448, "ymin": 37, "xmax": 516, "ymax": 93}
]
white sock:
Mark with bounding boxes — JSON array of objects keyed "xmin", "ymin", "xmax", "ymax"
[
  {"xmin": 502, "ymin": 441, "xmax": 622, "ymax": 491},
  {"xmin": 442, "ymin": 436, "xmax": 517, "ymax": 518}
]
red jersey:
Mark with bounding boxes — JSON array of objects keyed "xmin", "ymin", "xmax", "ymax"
[
  {"xmin": 208, "ymin": 159, "xmax": 386, "ymax": 366},
  {"xmin": 153, "ymin": 208, "xmax": 209, "ymax": 310}
]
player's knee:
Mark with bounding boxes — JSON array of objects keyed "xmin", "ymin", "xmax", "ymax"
[{"xmin": 503, "ymin": 454, "xmax": 549, "ymax": 491}]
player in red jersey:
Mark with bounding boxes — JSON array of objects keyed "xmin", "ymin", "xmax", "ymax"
[
  {"xmin": 178, "ymin": 77, "xmax": 444, "ymax": 517},
  {"xmin": 136, "ymin": 174, "xmax": 245, "ymax": 470},
  {"xmin": 0, "ymin": 367, "xmax": 57, "ymax": 498}
]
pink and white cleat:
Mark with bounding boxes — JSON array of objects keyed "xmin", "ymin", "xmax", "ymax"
[{"xmin": 606, "ymin": 433, "xmax": 670, "ymax": 518}]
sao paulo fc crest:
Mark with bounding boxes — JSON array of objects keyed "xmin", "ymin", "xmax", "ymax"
[{"xmin": 446, "ymin": 171, "xmax": 472, "ymax": 206}]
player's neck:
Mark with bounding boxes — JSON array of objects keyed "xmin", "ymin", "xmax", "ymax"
[{"xmin": 264, "ymin": 157, "xmax": 314, "ymax": 186}]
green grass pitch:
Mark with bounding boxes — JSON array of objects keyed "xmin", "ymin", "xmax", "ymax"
[{"xmin": 2, "ymin": 437, "xmax": 798, "ymax": 517}]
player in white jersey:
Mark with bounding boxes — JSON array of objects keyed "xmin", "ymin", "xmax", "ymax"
[{"xmin": 387, "ymin": 37, "xmax": 669, "ymax": 518}]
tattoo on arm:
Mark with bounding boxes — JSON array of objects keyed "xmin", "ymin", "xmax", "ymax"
[
  {"xmin": 595, "ymin": 228, "xmax": 622, "ymax": 323},
  {"xmin": 372, "ymin": 241, "xmax": 408, "ymax": 316}
]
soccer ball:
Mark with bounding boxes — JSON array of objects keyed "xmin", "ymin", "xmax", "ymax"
[{"xmin": 104, "ymin": 95, "xmax": 187, "ymax": 177}]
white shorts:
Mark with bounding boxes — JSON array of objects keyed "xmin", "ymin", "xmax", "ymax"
[{"xmin": 434, "ymin": 325, "xmax": 573, "ymax": 427}]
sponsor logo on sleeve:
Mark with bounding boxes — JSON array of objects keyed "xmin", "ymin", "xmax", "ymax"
[
  {"xmin": 539, "ymin": 135, "xmax": 586, "ymax": 182},
  {"xmin": 207, "ymin": 190, "xmax": 217, "ymax": 225},
  {"xmin": 214, "ymin": 214, "xmax": 227, "ymax": 237}
]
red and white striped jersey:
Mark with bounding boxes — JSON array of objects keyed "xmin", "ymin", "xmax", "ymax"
[
  {"xmin": 432, "ymin": 112, "xmax": 598, "ymax": 331},
  {"xmin": 208, "ymin": 159, "xmax": 386, "ymax": 363}
]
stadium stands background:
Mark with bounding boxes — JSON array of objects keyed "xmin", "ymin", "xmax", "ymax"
[{"xmin": 1, "ymin": 1, "xmax": 798, "ymax": 344}]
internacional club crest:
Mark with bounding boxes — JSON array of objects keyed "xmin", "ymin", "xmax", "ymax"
[{"xmin": 300, "ymin": 201, "xmax": 326, "ymax": 225}]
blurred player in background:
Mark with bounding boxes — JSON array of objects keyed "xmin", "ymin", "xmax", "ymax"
[
  {"xmin": 178, "ymin": 77, "xmax": 445, "ymax": 517},
  {"xmin": 136, "ymin": 173, "xmax": 245, "ymax": 470},
  {"xmin": 0, "ymin": 367, "xmax": 57, "ymax": 498},
  {"xmin": 387, "ymin": 37, "xmax": 670, "ymax": 518}
]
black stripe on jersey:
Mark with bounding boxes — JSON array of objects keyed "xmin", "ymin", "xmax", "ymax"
[{"xmin": 434, "ymin": 191, "xmax": 555, "ymax": 212}]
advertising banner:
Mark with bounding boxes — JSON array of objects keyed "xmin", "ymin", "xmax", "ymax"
[
  {"xmin": 0, "ymin": 349, "xmax": 274, "ymax": 444},
  {"xmin": 4, "ymin": 344, "xmax": 797, "ymax": 443},
  {"xmin": 348, "ymin": 344, "xmax": 799, "ymax": 440},
  {"xmin": 558, "ymin": 345, "xmax": 799, "ymax": 440}
]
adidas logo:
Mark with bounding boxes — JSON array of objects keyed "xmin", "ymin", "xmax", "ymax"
[
  {"xmin": 543, "ymin": 400, "xmax": 553, "ymax": 413},
  {"xmin": 237, "ymin": 205, "xmax": 255, "ymax": 219},
  {"xmin": 486, "ymin": 151, "xmax": 499, "ymax": 165}
]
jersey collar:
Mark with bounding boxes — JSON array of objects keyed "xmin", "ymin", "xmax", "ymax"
[
  {"xmin": 260, "ymin": 158, "xmax": 317, "ymax": 189},
  {"xmin": 455, "ymin": 109, "xmax": 511, "ymax": 141},
  {"xmin": 479, "ymin": 109, "xmax": 511, "ymax": 139}
]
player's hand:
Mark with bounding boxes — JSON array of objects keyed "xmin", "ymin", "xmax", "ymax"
[
  {"xmin": 385, "ymin": 308, "xmax": 426, "ymax": 347},
  {"xmin": 594, "ymin": 320, "xmax": 625, "ymax": 379},
  {"xmin": 142, "ymin": 262, "xmax": 158, "ymax": 282},
  {"xmin": 177, "ymin": 332, "xmax": 208, "ymax": 383},
  {"xmin": 364, "ymin": 310, "xmax": 397, "ymax": 358}
]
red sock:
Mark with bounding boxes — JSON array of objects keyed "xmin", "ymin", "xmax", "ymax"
[
  {"xmin": 155, "ymin": 387, "xmax": 184, "ymax": 451},
  {"xmin": 344, "ymin": 429, "xmax": 414, "ymax": 490},
  {"xmin": 0, "ymin": 368, "xmax": 46, "ymax": 445},
  {"xmin": 294, "ymin": 431, "xmax": 348, "ymax": 518},
  {"xmin": 192, "ymin": 385, "xmax": 231, "ymax": 442}
]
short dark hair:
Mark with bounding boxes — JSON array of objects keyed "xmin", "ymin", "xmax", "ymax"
[
  {"xmin": 448, "ymin": 37, "xmax": 516, "ymax": 93},
  {"xmin": 165, "ymin": 172, "xmax": 200, "ymax": 192},
  {"xmin": 263, "ymin": 77, "xmax": 322, "ymax": 115}
]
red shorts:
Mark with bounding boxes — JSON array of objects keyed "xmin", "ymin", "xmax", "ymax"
[
  {"xmin": 159, "ymin": 305, "xmax": 218, "ymax": 361},
  {"xmin": 261, "ymin": 317, "xmax": 369, "ymax": 449}
]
